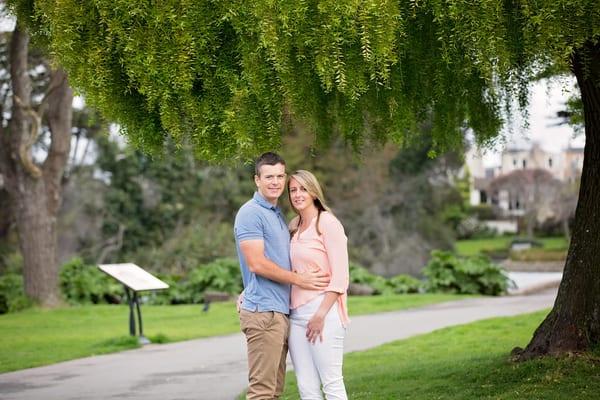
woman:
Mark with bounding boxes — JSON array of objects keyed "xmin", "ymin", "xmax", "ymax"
[{"xmin": 287, "ymin": 170, "xmax": 349, "ymax": 400}]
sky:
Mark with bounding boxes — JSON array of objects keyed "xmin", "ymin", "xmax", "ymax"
[{"xmin": 0, "ymin": 10, "xmax": 14, "ymax": 31}]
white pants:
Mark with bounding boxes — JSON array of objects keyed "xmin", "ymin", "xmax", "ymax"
[{"xmin": 289, "ymin": 294, "xmax": 348, "ymax": 400}]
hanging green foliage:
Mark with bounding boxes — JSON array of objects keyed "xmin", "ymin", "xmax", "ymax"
[{"xmin": 10, "ymin": 1, "xmax": 597, "ymax": 160}]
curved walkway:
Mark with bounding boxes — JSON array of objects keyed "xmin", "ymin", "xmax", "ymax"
[{"xmin": 0, "ymin": 290, "xmax": 556, "ymax": 400}]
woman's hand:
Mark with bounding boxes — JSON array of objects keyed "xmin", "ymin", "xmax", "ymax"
[
  {"xmin": 306, "ymin": 312, "xmax": 325, "ymax": 344},
  {"xmin": 236, "ymin": 290, "xmax": 245, "ymax": 313}
]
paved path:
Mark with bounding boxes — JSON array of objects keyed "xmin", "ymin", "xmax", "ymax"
[
  {"xmin": 507, "ymin": 272, "xmax": 562, "ymax": 295},
  {"xmin": 0, "ymin": 290, "xmax": 556, "ymax": 400}
]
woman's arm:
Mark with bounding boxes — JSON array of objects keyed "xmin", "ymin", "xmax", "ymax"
[
  {"xmin": 306, "ymin": 213, "xmax": 349, "ymax": 343},
  {"xmin": 306, "ymin": 291, "xmax": 340, "ymax": 343}
]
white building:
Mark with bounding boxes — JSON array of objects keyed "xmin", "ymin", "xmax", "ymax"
[
  {"xmin": 497, "ymin": 143, "xmax": 583, "ymax": 182},
  {"xmin": 467, "ymin": 142, "xmax": 583, "ymax": 218}
]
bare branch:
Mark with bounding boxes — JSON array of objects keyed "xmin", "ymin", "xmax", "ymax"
[
  {"xmin": 14, "ymin": 94, "xmax": 42, "ymax": 178},
  {"xmin": 37, "ymin": 72, "xmax": 66, "ymax": 118},
  {"xmin": 96, "ymin": 224, "xmax": 126, "ymax": 265}
]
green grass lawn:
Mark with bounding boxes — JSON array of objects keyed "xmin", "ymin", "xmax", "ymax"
[
  {"xmin": 281, "ymin": 310, "xmax": 600, "ymax": 399},
  {"xmin": 456, "ymin": 235, "xmax": 569, "ymax": 257},
  {"xmin": 0, "ymin": 302, "xmax": 240, "ymax": 373},
  {"xmin": 348, "ymin": 293, "xmax": 471, "ymax": 315},
  {"xmin": 0, "ymin": 293, "xmax": 467, "ymax": 373}
]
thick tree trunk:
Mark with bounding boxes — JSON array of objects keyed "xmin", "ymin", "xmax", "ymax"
[
  {"xmin": 0, "ymin": 190, "xmax": 12, "ymax": 239},
  {"xmin": 514, "ymin": 41, "xmax": 600, "ymax": 360},
  {"xmin": 0, "ymin": 24, "xmax": 73, "ymax": 307},
  {"xmin": 14, "ymin": 183, "xmax": 60, "ymax": 306}
]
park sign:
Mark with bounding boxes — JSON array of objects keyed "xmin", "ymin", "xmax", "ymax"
[
  {"xmin": 99, "ymin": 263, "xmax": 169, "ymax": 291},
  {"xmin": 99, "ymin": 263, "xmax": 169, "ymax": 344}
]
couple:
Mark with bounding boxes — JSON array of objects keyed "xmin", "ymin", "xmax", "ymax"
[{"xmin": 234, "ymin": 152, "xmax": 350, "ymax": 400}]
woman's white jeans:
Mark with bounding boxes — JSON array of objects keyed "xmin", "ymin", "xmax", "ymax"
[{"xmin": 289, "ymin": 294, "xmax": 348, "ymax": 400}]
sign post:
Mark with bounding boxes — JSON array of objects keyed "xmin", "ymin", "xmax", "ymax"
[{"xmin": 99, "ymin": 263, "xmax": 169, "ymax": 344}]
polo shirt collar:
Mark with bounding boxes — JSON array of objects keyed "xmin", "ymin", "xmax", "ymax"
[{"xmin": 253, "ymin": 191, "xmax": 279, "ymax": 211}]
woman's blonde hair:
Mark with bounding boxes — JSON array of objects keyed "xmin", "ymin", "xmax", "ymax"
[{"xmin": 288, "ymin": 170, "xmax": 332, "ymax": 236}]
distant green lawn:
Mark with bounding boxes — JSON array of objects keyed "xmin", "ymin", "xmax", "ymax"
[
  {"xmin": 281, "ymin": 310, "xmax": 600, "ymax": 399},
  {"xmin": 0, "ymin": 293, "xmax": 468, "ymax": 373},
  {"xmin": 456, "ymin": 235, "xmax": 568, "ymax": 257}
]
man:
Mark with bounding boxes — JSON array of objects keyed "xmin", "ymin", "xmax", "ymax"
[{"xmin": 234, "ymin": 152, "xmax": 330, "ymax": 400}]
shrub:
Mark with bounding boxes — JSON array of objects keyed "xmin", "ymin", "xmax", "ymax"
[
  {"xmin": 456, "ymin": 217, "xmax": 499, "ymax": 239},
  {"xmin": 388, "ymin": 274, "xmax": 424, "ymax": 294},
  {"xmin": 349, "ymin": 263, "xmax": 390, "ymax": 294},
  {"xmin": 470, "ymin": 204, "xmax": 496, "ymax": 220},
  {"xmin": 143, "ymin": 274, "xmax": 188, "ymax": 305},
  {"xmin": 59, "ymin": 258, "xmax": 123, "ymax": 304},
  {"xmin": 350, "ymin": 263, "xmax": 423, "ymax": 295},
  {"xmin": 0, "ymin": 273, "xmax": 31, "ymax": 314},
  {"xmin": 0, "ymin": 251, "xmax": 23, "ymax": 275},
  {"xmin": 423, "ymin": 250, "xmax": 508, "ymax": 296},
  {"xmin": 183, "ymin": 258, "xmax": 242, "ymax": 303}
]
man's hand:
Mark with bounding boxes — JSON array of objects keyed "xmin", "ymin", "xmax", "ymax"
[
  {"xmin": 295, "ymin": 267, "xmax": 330, "ymax": 290},
  {"xmin": 240, "ymin": 240, "xmax": 330, "ymax": 287}
]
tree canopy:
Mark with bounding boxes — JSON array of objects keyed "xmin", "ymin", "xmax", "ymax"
[
  {"xmin": 12, "ymin": 1, "xmax": 598, "ymax": 159},
  {"xmin": 8, "ymin": 0, "xmax": 600, "ymax": 359}
]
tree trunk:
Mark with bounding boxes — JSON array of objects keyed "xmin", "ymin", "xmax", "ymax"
[
  {"xmin": 0, "ymin": 190, "xmax": 12, "ymax": 239},
  {"xmin": 514, "ymin": 41, "xmax": 600, "ymax": 360},
  {"xmin": 14, "ymin": 181, "xmax": 61, "ymax": 306},
  {"xmin": 0, "ymin": 24, "xmax": 73, "ymax": 307}
]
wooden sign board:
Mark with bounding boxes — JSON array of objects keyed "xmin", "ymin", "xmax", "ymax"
[{"xmin": 99, "ymin": 263, "xmax": 169, "ymax": 292}]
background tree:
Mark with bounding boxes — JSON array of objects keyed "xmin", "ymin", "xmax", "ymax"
[
  {"xmin": 88, "ymin": 136, "xmax": 252, "ymax": 273},
  {"xmin": 51, "ymin": 123, "xmax": 464, "ymax": 280},
  {"xmin": 55, "ymin": 107, "xmax": 108, "ymax": 265},
  {"xmin": 0, "ymin": 22, "xmax": 72, "ymax": 307},
  {"xmin": 11, "ymin": 1, "xmax": 600, "ymax": 358},
  {"xmin": 281, "ymin": 124, "xmax": 463, "ymax": 277}
]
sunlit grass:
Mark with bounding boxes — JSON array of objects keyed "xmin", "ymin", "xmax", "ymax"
[
  {"xmin": 456, "ymin": 236, "xmax": 568, "ymax": 257},
  {"xmin": 0, "ymin": 293, "xmax": 468, "ymax": 373},
  {"xmin": 281, "ymin": 310, "xmax": 600, "ymax": 399}
]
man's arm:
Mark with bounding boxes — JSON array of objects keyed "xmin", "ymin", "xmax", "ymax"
[{"xmin": 240, "ymin": 239, "xmax": 330, "ymax": 290}]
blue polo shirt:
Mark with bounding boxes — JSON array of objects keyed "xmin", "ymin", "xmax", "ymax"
[{"xmin": 234, "ymin": 192, "xmax": 291, "ymax": 314}]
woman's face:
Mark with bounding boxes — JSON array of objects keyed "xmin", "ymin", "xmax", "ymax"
[{"xmin": 289, "ymin": 178, "xmax": 315, "ymax": 212}]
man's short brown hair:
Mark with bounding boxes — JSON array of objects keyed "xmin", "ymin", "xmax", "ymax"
[{"xmin": 255, "ymin": 152, "xmax": 286, "ymax": 176}]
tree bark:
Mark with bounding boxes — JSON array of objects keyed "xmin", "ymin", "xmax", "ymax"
[
  {"xmin": 514, "ymin": 41, "xmax": 600, "ymax": 360},
  {"xmin": 0, "ymin": 24, "xmax": 73, "ymax": 307}
]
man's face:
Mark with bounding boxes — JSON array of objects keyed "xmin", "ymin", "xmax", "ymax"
[{"xmin": 255, "ymin": 163, "xmax": 287, "ymax": 205}]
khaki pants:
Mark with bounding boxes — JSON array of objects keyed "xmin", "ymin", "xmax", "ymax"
[{"xmin": 240, "ymin": 310, "xmax": 290, "ymax": 400}]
